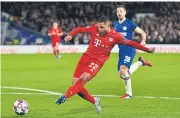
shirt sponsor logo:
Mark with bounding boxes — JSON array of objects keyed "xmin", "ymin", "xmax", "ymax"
[{"xmin": 121, "ymin": 32, "xmax": 127, "ymax": 36}]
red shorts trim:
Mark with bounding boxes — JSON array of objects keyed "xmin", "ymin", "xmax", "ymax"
[{"xmin": 73, "ymin": 54, "xmax": 103, "ymax": 79}]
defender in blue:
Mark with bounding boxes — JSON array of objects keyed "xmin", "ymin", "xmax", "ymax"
[{"xmin": 114, "ymin": 5, "xmax": 152, "ymax": 98}]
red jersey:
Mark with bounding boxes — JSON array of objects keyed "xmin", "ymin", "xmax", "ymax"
[
  {"xmin": 69, "ymin": 25, "xmax": 149, "ymax": 65},
  {"xmin": 48, "ymin": 27, "xmax": 62, "ymax": 41}
]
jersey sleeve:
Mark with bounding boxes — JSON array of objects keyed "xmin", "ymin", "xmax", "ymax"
[
  {"xmin": 114, "ymin": 33, "xmax": 150, "ymax": 52},
  {"xmin": 69, "ymin": 25, "xmax": 95, "ymax": 37},
  {"xmin": 59, "ymin": 28, "xmax": 62, "ymax": 33},
  {"xmin": 48, "ymin": 28, "xmax": 52, "ymax": 33},
  {"xmin": 114, "ymin": 33, "xmax": 127, "ymax": 44},
  {"xmin": 113, "ymin": 22, "xmax": 116, "ymax": 28},
  {"xmin": 130, "ymin": 21, "xmax": 138, "ymax": 31}
]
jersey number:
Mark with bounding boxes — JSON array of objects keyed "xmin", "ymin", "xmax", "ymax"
[
  {"xmin": 124, "ymin": 56, "xmax": 131, "ymax": 63},
  {"xmin": 88, "ymin": 62, "xmax": 99, "ymax": 72}
]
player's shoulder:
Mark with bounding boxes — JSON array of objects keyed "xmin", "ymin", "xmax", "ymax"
[
  {"xmin": 85, "ymin": 24, "xmax": 97, "ymax": 29},
  {"xmin": 113, "ymin": 21, "xmax": 119, "ymax": 26},
  {"xmin": 109, "ymin": 29, "xmax": 122, "ymax": 38}
]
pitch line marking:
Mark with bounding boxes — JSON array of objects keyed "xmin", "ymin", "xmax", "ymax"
[
  {"xmin": 1, "ymin": 92, "xmax": 56, "ymax": 95},
  {"xmin": 1, "ymin": 86, "xmax": 61, "ymax": 95},
  {"xmin": 1, "ymin": 86, "xmax": 180, "ymax": 100}
]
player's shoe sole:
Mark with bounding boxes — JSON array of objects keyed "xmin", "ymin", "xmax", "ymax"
[
  {"xmin": 120, "ymin": 93, "xmax": 132, "ymax": 99},
  {"xmin": 138, "ymin": 57, "xmax": 152, "ymax": 67},
  {"xmin": 55, "ymin": 95, "xmax": 66, "ymax": 105},
  {"xmin": 94, "ymin": 97, "xmax": 102, "ymax": 114}
]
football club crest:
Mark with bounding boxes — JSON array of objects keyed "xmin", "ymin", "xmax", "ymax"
[
  {"xmin": 109, "ymin": 37, "xmax": 113, "ymax": 42},
  {"xmin": 123, "ymin": 26, "xmax": 127, "ymax": 30},
  {"xmin": 96, "ymin": 33, "xmax": 99, "ymax": 36}
]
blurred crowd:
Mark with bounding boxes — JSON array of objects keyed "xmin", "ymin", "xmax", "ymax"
[{"xmin": 1, "ymin": 2, "xmax": 180, "ymax": 44}]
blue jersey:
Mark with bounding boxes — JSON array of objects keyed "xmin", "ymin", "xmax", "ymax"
[
  {"xmin": 113, "ymin": 19, "xmax": 138, "ymax": 70},
  {"xmin": 113, "ymin": 18, "xmax": 137, "ymax": 49}
]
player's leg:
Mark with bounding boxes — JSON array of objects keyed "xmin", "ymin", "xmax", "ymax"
[
  {"xmin": 72, "ymin": 59, "xmax": 101, "ymax": 113},
  {"xmin": 55, "ymin": 56, "xmax": 102, "ymax": 113},
  {"xmin": 52, "ymin": 41, "xmax": 58, "ymax": 57},
  {"xmin": 73, "ymin": 77, "xmax": 95, "ymax": 104},
  {"xmin": 119, "ymin": 65, "xmax": 132, "ymax": 98},
  {"xmin": 55, "ymin": 72, "xmax": 89, "ymax": 104},
  {"xmin": 129, "ymin": 57, "xmax": 152, "ymax": 74},
  {"xmin": 77, "ymin": 87, "xmax": 101, "ymax": 113},
  {"xmin": 65, "ymin": 72, "xmax": 91, "ymax": 99},
  {"xmin": 81, "ymin": 60, "xmax": 102, "ymax": 113},
  {"xmin": 55, "ymin": 42, "xmax": 60, "ymax": 58},
  {"xmin": 66, "ymin": 72, "xmax": 102, "ymax": 113},
  {"xmin": 70, "ymin": 55, "xmax": 95, "ymax": 104},
  {"xmin": 65, "ymin": 59, "xmax": 102, "ymax": 99},
  {"xmin": 118, "ymin": 52, "xmax": 135, "ymax": 98}
]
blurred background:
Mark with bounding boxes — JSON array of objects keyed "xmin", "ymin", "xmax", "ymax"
[{"xmin": 1, "ymin": 2, "xmax": 180, "ymax": 45}]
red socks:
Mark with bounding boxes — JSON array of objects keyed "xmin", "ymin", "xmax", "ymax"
[
  {"xmin": 53, "ymin": 49, "xmax": 59, "ymax": 56},
  {"xmin": 65, "ymin": 79, "xmax": 95, "ymax": 104},
  {"xmin": 53, "ymin": 50, "xmax": 57, "ymax": 56},
  {"xmin": 65, "ymin": 79, "xmax": 86, "ymax": 98},
  {"xmin": 57, "ymin": 50, "xmax": 59, "ymax": 55},
  {"xmin": 78, "ymin": 87, "xmax": 95, "ymax": 104}
]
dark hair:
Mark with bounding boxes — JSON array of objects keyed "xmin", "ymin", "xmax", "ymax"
[
  {"xmin": 97, "ymin": 16, "xmax": 110, "ymax": 23},
  {"xmin": 116, "ymin": 5, "xmax": 126, "ymax": 11}
]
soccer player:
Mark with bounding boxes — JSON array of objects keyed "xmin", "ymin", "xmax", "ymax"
[
  {"xmin": 55, "ymin": 16, "xmax": 155, "ymax": 113},
  {"xmin": 48, "ymin": 22, "xmax": 63, "ymax": 59},
  {"xmin": 113, "ymin": 5, "xmax": 152, "ymax": 98}
]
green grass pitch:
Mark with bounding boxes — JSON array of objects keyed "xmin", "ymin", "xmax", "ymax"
[{"xmin": 1, "ymin": 53, "xmax": 180, "ymax": 118}]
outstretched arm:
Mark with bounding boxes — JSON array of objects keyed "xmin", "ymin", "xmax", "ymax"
[
  {"xmin": 65, "ymin": 25, "xmax": 94, "ymax": 42},
  {"xmin": 125, "ymin": 40, "xmax": 155, "ymax": 53},
  {"xmin": 115, "ymin": 33, "xmax": 154, "ymax": 53}
]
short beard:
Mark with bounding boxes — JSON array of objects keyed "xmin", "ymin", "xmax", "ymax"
[{"xmin": 99, "ymin": 31, "xmax": 107, "ymax": 36}]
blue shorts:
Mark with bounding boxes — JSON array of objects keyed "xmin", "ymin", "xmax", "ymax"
[{"xmin": 117, "ymin": 47, "xmax": 136, "ymax": 71}]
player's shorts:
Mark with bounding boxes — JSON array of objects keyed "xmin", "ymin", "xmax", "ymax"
[
  {"xmin": 52, "ymin": 39, "xmax": 60, "ymax": 47},
  {"xmin": 73, "ymin": 54, "xmax": 103, "ymax": 79},
  {"xmin": 117, "ymin": 47, "xmax": 136, "ymax": 71}
]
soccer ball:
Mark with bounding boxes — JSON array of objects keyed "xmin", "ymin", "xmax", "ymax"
[{"xmin": 13, "ymin": 100, "xmax": 29, "ymax": 115}]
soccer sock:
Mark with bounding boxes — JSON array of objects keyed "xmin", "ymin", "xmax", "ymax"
[
  {"xmin": 121, "ymin": 72, "xmax": 132, "ymax": 96},
  {"xmin": 129, "ymin": 61, "xmax": 143, "ymax": 75},
  {"xmin": 77, "ymin": 87, "xmax": 95, "ymax": 104},
  {"xmin": 54, "ymin": 49, "xmax": 58, "ymax": 56},
  {"xmin": 65, "ymin": 79, "xmax": 86, "ymax": 99},
  {"xmin": 53, "ymin": 50, "xmax": 56, "ymax": 56},
  {"xmin": 57, "ymin": 49, "xmax": 60, "ymax": 55},
  {"xmin": 123, "ymin": 79, "xmax": 132, "ymax": 96}
]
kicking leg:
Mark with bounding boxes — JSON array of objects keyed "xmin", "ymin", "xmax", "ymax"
[
  {"xmin": 72, "ymin": 77, "xmax": 95, "ymax": 104},
  {"xmin": 55, "ymin": 72, "xmax": 90, "ymax": 105}
]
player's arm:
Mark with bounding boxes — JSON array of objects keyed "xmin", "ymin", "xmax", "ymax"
[
  {"xmin": 48, "ymin": 32, "xmax": 52, "ymax": 36},
  {"xmin": 57, "ymin": 32, "xmax": 63, "ymax": 36},
  {"xmin": 48, "ymin": 29, "xmax": 52, "ymax": 36},
  {"xmin": 57, "ymin": 28, "xmax": 64, "ymax": 36},
  {"xmin": 134, "ymin": 27, "xmax": 146, "ymax": 46},
  {"xmin": 64, "ymin": 25, "xmax": 94, "ymax": 42},
  {"xmin": 115, "ymin": 34, "xmax": 154, "ymax": 53},
  {"xmin": 125, "ymin": 40, "xmax": 154, "ymax": 53}
]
